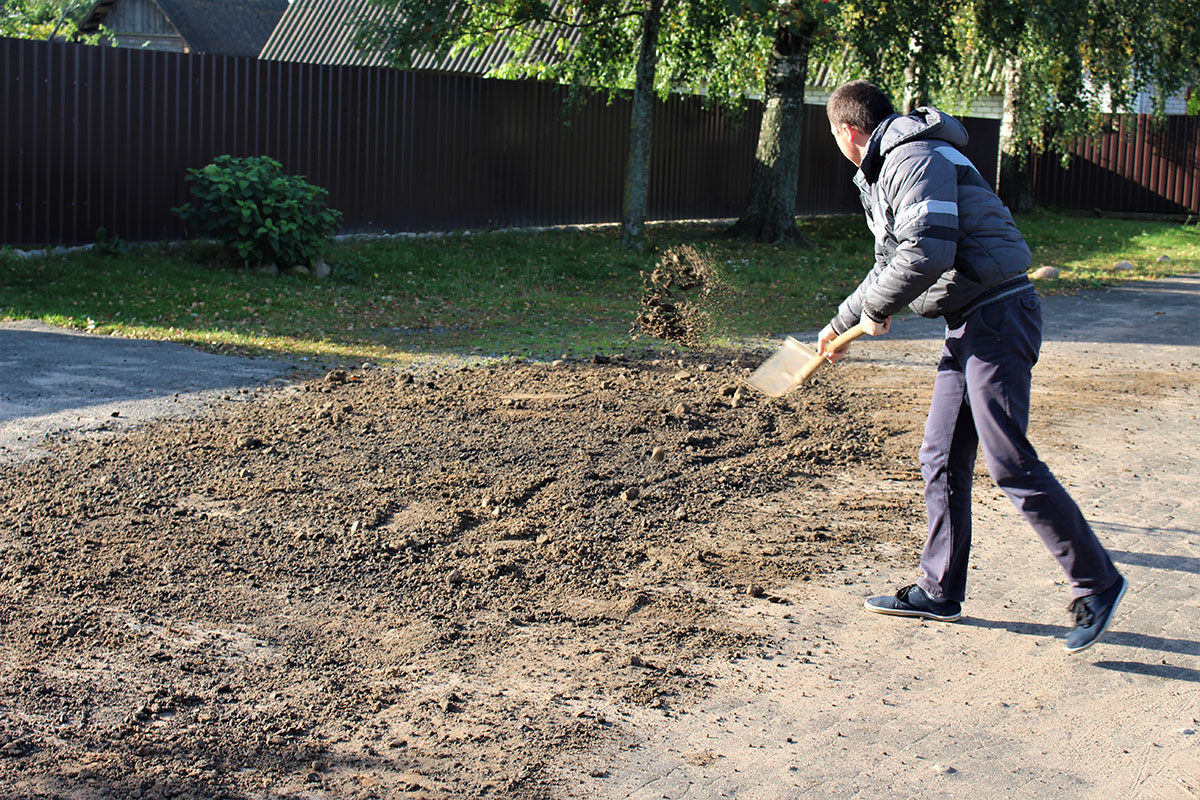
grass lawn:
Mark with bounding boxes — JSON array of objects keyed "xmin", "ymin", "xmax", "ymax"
[{"xmin": 2, "ymin": 210, "xmax": 1197, "ymax": 365}]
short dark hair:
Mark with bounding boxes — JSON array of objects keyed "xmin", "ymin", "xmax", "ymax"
[{"xmin": 827, "ymin": 80, "xmax": 895, "ymax": 134}]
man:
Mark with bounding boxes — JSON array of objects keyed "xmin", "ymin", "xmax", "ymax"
[{"xmin": 818, "ymin": 79, "xmax": 1126, "ymax": 653}]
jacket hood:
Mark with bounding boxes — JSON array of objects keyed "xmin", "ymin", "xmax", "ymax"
[{"xmin": 859, "ymin": 107, "xmax": 970, "ymax": 182}]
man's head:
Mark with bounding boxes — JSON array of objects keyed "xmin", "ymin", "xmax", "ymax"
[{"xmin": 827, "ymin": 80, "xmax": 895, "ymax": 166}]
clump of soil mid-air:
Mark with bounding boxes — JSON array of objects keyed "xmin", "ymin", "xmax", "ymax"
[{"xmin": 631, "ymin": 245, "xmax": 731, "ymax": 347}]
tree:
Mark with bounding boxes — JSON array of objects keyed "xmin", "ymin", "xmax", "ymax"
[
  {"xmin": 724, "ymin": 10, "xmax": 816, "ymax": 243},
  {"xmin": 833, "ymin": 0, "xmax": 965, "ymax": 113},
  {"xmin": 959, "ymin": 0, "xmax": 1200, "ymax": 209},
  {"xmin": 356, "ymin": 0, "xmax": 697, "ymax": 250},
  {"xmin": 619, "ymin": 0, "xmax": 663, "ymax": 248},
  {"xmin": 1, "ymin": 0, "xmax": 89, "ymax": 39},
  {"xmin": 823, "ymin": 0, "xmax": 1200, "ymax": 210},
  {"xmin": 723, "ymin": 1, "xmax": 842, "ymax": 244}
]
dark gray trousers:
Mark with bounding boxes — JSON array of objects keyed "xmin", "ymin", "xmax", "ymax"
[{"xmin": 915, "ymin": 292, "xmax": 1121, "ymax": 602}]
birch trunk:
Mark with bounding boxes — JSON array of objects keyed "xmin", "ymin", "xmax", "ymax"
[
  {"xmin": 997, "ymin": 57, "xmax": 1034, "ymax": 212},
  {"xmin": 619, "ymin": 0, "xmax": 664, "ymax": 250},
  {"xmin": 727, "ymin": 22, "xmax": 812, "ymax": 244}
]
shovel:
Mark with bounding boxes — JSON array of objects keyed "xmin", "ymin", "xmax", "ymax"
[{"xmin": 743, "ymin": 323, "xmax": 865, "ymax": 398}]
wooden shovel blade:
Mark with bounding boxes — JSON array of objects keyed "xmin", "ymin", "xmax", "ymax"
[{"xmin": 743, "ymin": 336, "xmax": 822, "ymax": 397}]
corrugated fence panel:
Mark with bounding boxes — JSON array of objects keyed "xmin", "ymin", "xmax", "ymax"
[
  {"xmin": 649, "ymin": 94, "xmax": 766, "ymax": 221},
  {"xmin": 961, "ymin": 115, "xmax": 1001, "ymax": 188},
  {"xmin": 798, "ymin": 104, "xmax": 859, "ymax": 216},
  {"xmin": 4, "ymin": 35, "xmax": 1022, "ymax": 246},
  {"xmin": 1034, "ymin": 115, "xmax": 1200, "ymax": 215}
]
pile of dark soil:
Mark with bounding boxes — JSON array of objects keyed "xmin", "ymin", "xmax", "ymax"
[{"xmin": 0, "ymin": 351, "xmax": 922, "ymax": 798}]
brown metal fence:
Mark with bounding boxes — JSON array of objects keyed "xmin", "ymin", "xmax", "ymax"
[
  {"xmin": 2, "ymin": 36, "xmax": 1012, "ymax": 247},
  {"xmin": 1033, "ymin": 114, "xmax": 1200, "ymax": 215}
]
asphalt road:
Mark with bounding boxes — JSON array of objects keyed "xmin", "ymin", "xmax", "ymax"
[{"xmin": 0, "ymin": 321, "xmax": 297, "ymax": 463}]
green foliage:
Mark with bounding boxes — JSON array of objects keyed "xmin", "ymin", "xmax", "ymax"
[
  {"xmin": 358, "ymin": 1, "xmax": 650, "ymax": 106},
  {"xmin": 355, "ymin": 1, "xmax": 815, "ymax": 107},
  {"xmin": 1, "ymin": 0, "xmax": 93, "ymax": 40},
  {"xmin": 831, "ymin": 0, "xmax": 969, "ymax": 112},
  {"xmin": 827, "ymin": 0, "xmax": 1200, "ymax": 161},
  {"xmin": 656, "ymin": 1, "xmax": 843, "ymax": 108},
  {"xmin": 173, "ymin": 155, "xmax": 343, "ymax": 270},
  {"xmin": 961, "ymin": 1, "xmax": 1198, "ymax": 152}
]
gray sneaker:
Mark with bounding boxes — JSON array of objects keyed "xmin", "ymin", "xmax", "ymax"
[
  {"xmin": 864, "ymin": 584, "xmax": 961, "ymax": 622},
  {"xmin": 1064, "ymin": 575, "xmax": 1127, "ymax": 653}
]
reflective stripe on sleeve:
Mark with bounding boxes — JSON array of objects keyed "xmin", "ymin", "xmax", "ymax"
[{"xmin": 895, "ymin": 198, "xmax": 958, "ymax": 231}]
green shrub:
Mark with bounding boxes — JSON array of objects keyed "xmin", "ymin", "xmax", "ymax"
[
  {"xmin": 173, "ymin": 155, "xmax": 342, "ymax": 269},
  {"xmin": 93, "ymin": 226, "xmax": 128, "ymax": 257}
]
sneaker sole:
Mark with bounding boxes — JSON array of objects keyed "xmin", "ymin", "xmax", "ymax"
[
  {"xmin": 863, "ymin": 599, "xmax": 961, "ymax": 622},
  {"xmin": 1063, "ymin": 577, "xmax": 1127, "ymax": 654}
]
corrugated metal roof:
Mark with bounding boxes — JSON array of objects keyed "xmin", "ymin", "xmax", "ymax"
[
  {"xmin": 258, "ymin": 0, "xmax": 561, "ymax": 73},
  {"xmin": 259, "ymin": 0, "xmax": 387, "ymax": 66}
]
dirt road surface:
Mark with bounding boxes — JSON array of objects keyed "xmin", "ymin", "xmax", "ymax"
[
  {"xmin": 1, "ymin": 275, "xmax": 1197, "ymax": 799},
  {"xmin": 572, "ymin": 274, "xmax": 1200, "ymax": 799}
]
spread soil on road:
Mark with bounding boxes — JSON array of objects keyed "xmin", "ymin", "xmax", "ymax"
[
  {"xmin": 6, "ymin": 341, "xmax": 1171, "ymax": 799},
  {"xmin": 0, "ymin": 348, "xmax": 926, "ymax": 799}
]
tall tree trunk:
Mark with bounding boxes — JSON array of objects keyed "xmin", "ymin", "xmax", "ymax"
[
  {"xmin": 902, "ymin": 37, "xmax": 925, "ymax": 113},
  {"xmin": 619, "ymin": 0, "xmax": 664, "ymax": 250},
  {"xmin": 726, "ymin": 20, "xmax": 813, "ymax": 244},
  {"xmin": 997, "ymin": 57, "xmax": 1034, "ymax": 212}
]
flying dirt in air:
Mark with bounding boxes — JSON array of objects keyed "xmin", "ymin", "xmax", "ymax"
[{"xmin": 631, "ymin": 245, "xmax": 730, "ymax": 348}]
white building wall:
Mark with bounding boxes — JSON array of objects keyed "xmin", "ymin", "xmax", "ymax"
[{"xmin": 1131, "ymin": 90, "xmax": 1189, "ymax": 114}]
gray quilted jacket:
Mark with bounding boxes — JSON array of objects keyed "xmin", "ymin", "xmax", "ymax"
[{"xmin": 829, "ymin": 107, "xmax": 1032, "ymax": 334}]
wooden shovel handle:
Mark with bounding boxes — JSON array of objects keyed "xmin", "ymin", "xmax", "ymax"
[
  {"xmin": 796, "ymin": 323, "xmax": 865, "ymax": 383},
  {"xmin": 828, "ymin": 322, "xmax": 866, "ymax": 354}
]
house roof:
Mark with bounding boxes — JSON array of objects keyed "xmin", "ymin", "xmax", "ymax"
[
  {"xmin": 259, "ymin": 0, "xmax": 570, "ymax": 73},
  {"xmin": 259, "ymin": 0, "xmax": 389, "ymax": 67},
  {"xmin": 80, "ymin": 0, "xmax": 288, "ymax": 58}
]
